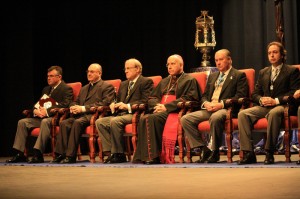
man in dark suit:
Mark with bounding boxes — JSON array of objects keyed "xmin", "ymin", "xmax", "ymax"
[
  {"xmin": 95, "ymin": 58, "xmax": 153, "ymax": 163},
  {"xmin": 51, "ymin": 63, "xmax": 115, "ymax": 164},
  {"xmin": 6, "ymin": 65, "xmax": 74, "ymax": 163},
  {"xmin": 180, "ymin": 49, "xmax": 248, "ymax": 163},
  {"xmin": 238, "ymin": 41, "xmax": 300, "ymax": 165},
  {"xmin": 133, "ymin": 54, "xmax": 202, "ymax": 164}
]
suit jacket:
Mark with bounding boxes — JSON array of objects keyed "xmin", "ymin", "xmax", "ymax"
[
  {"xmin": 252, "ymin": 64, "xmax": 300, "ymax": 105},
  {"xmin": 71, "ymin": 79, "xmax": 115, "ymax": 114},
  {"xmin": 117, "ymin": 75, "xmax": 153, "ymax": 106},
  {"xmin": 201, "ymin": 68, "xmax": 248, "ymax": 108},
  {"xmin": 148, "ymin": 73, "xmax": 202, "ymax": 113},
  {"xmin": 38, "ymin": 80, "xmax": 73, "ymax": 117}
]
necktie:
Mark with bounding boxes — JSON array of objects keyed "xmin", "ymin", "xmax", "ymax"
[
  {"xmin": 49, "ymin": 87, "xmax": 54, "ymax": 96},
  {"xmin": 127, "ymin": 81, "xmax": 134, "ymax": 98},
  {"xmin": 217, "ymin": 73, "xmax": 225, "ymax": 87},
  {"xmin": 271, "ymin": 68, "xmax": 279, "ymax": 83}
]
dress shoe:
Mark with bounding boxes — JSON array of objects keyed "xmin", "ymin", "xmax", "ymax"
[
  {"xmin": 237, "ymin": 151, "xmax": 257, "ymax": 165},
  {"xmin": 109, "ymin": 153, "xmax": 127, "ymax": 164},
  {"xmin": 145, "ymin": 157, "xmax": 160, "ymax": 165},
  {"xmin": 104, "ymin": 153, "xmax": 115, "ymax": 164},
  {"xmin": 6, "ymin": 153, "xmax": 28, "ymax": 163},
  {"xmin": 28, "ymin": 155, "xmax": 44, "ymax": 163},
  {"xmin": 206, "ymin": 150, "xmax": 220, "ymax": 163},
  {"xmin": 61, "ymin": 156, "xmax": 76, "ymax": 164},
  {"xmin": 296, "ymin": 160, "xmax": 300, "ymax": 165},
  {"xmin": 264, "ymin": 151, "xmax": 274, "ymax": 165},
  {"xmin": 195, "ymin": 146, "xmax": 211, "ymax": 163},
  {"xmin": 50, "ymin": 154, "xmax": 66, "ymax": 164}
]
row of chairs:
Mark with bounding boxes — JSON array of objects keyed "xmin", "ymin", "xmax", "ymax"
[{"xmin": 23, "ymin": 66, "xmax": 299, "ymax": 163}]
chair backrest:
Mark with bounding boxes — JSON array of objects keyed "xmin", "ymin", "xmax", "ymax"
[
  {"xmin": 105, "ymin": 79, "xmax": 122, "ymax": 93},
  {"xmin": 67, "ymin": 82, "xmax": 82, "ymax": 101},
  {"xmin": 239, "ymin": 69, "xmax": 255, "ymax": 97},
  {"xmin": 291, "ymin": 64, "xmax": 300, "ymax": 71},
  {"xmin": 188, "ymin": 72, "xmax": 208, "ymax": 94},
  {"xmin": 147, "ymin": 75, "xmax": 162, "ymax": 89}
]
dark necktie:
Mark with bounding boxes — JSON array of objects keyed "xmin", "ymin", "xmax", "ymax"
[{"xmin": 49, "ymin": 87, "xmax": 54, "ymax": 96}]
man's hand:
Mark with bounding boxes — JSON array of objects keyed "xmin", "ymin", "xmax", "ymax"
[
  {"xmin": 260, "ymin": 97, "xmax": 276, "ymax": 106},
  {"xmin": 153, "ymin": 103, "xmax": 167, "ymax": 113}
]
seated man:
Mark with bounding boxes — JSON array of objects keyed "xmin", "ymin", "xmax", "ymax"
[
  {"xmin": 95, "ymin": 58, "xmax": 153, "ymax": 163},
  {"xmin": 237, "ymin": 41, "xmax": 300, "ymax": 165},
  {"xmin": 180, "ymin": 49, "xmax": 248, "ymax": 163},
  {"xmin": 6, "ymin": 65, "xmax": 73, "ymax": 163},
  {"xmin": 294, "ymin": 89, "xmax": 300, "ymax": 165},
  {"xmin": 51, "ymin": 63, "xmax": 115, "ymax": 164},
  {"xmin": 133, "ymin": 54, "xmax": 202, "ymax": 164}
]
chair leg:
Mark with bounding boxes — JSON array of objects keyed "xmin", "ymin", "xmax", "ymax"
[
  {"xmin": 185, "ymin": 136, "xmax": 192, "ymax": 163},
  {"xmin": 88, "ymin": 135, "xmax": 96, "ymax": 163},
  {"xmin": 225, "ymin": 132, "xmax": 233, "ymax": 163},
  {"xmin": 77, "ymin": 145, "xmax": 82, "ymax": 160},
  {"xmin": 284, "ymin": 130, "xmax": 291, "ymax": 163},
  {"xmin": 97, "ymin": 137, "xmax": 104, "ymax": 163}
]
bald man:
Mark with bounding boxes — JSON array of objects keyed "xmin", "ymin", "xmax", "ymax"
[{"xmin": 133, "ymin": 54, "xmax": 202, "ymax": 164}]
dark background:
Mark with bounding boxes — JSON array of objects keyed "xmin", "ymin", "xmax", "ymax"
[{"xmin": 1, "ymin": 0, "xmax": 299, "ymax": 156}]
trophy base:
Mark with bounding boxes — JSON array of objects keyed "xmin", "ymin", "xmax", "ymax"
[{"xmin": 190, "ymin": 66, "xmax": 218, "ymax": 75}]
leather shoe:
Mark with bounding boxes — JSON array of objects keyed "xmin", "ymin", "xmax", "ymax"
[
  {"xmin": 264, "ymin": 151, "xmax": 274, "ymax": 165},
  {"xmin": 296, "ymin": 160, "xmax": 300, "ymax": 165},
  {"xmin": 61, "ymin": 156, "xmax": 76, "ymax": 164},
  {"xmin": 50, "ymin": 154, "xmax": 66, "ymax": 164},
  {"xmin": 195, "ymin": 146, "xmax": 211, "ymax": 163},
  {"xmin": 6, "ymin": 153, "xmax": 28, "ymax": 163},
  {"xmin": 104, "ymin": 153, "xmax": 115, "ymax": 164},
  {"xmin": 145, "ymin": 157, "xmax": 160, "ymax": 165},
  {"xmin": 28, "ymin": 155, "xmax": 44, "ymax": 163},
  {"xmin": 108, "ymin": 153, "xmax": 127, "ymax": 164},
  {"xmin": 206, "ymin": 150, "xmax": 220, "ymax": 163},
  {"xmin": 237, "ymin": 151, "xmax": 257, "ymax": 165}
]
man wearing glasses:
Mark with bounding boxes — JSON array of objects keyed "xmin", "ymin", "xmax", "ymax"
[
  {"xmin": 6, "ymin": 65, "xmax": 73, "ymax": 163},
  {"xmin": 95, "ymin": 58, "xmax": 153, "ymax": 163}
]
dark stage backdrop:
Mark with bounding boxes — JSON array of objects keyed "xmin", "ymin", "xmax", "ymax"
[{"xmin": 1, "ymin": 0, "xmax": 299, "ymax": 156}]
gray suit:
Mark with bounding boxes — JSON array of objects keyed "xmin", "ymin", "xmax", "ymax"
[
  {"xmin": 238, "ymin": 64, "xmax": 300, "ymax": 152},
  {"xmin": 54, "ymin": 79, "xmax": 115, "ymax": 157},
  {"xmin": 181, "ymin": 68, "xmax": 248, "ymax": 150},
  {"xmin": 13, "ymin": 81, "xmax": 73, "ymax": 153},
  {"xmin": 96, "ymin": 75, "xmax": 153, "ymax": 153}
]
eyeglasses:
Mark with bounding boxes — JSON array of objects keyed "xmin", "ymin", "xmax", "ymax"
[
  {"xmin": 166, "ymin": 62, "xmax": 176, "ymax": 67},
  {"xmin": 47, "ymin": 75, "xmax": 60, "ymax": 78},
  {"xmin": 123, "ymin": 66, "xmax": 137, "ymax": 71}
]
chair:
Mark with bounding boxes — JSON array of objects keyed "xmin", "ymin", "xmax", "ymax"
[
  {"xmin": 177, "ymin": 72, "xmax": 208, "ymax": 163},
  {"xmin": 181, "ymin": 69, "xmax": 255, "ymax": 163},
  {"xmin": 79, "ymin": 79, "xmax": 122, "ymax": 163},
  {"xmin": 24, "ymin": 82, "xmax": 82, "ymax": 159}
]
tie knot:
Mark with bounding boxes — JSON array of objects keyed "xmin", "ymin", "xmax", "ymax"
[{"xmin": 129, "ymin": 81, "xmax": 134, "ymax": 89}]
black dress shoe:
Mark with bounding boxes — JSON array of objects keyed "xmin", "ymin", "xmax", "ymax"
[
  {"xmin": 237, "ymin": 151, "xmax": 257, "ymax": 165},
  {"xmin": 50, "ymin": 154, "xmax": 66, "ymax": 164},
  {"xmin": 264, "ymin": 151, "xmax": 274, "ymax": 165},
  {"xmin": 206, "ymin": 150, "xmax": 220, "ymax": 163},
  {"xmin": 6, "ymin": 153, "xmax": 28, "ymax": 163},
  {"xmin": 195, "ymin": 146, "xmax": 211, "ymax": 163},
  {"xmin": 28, "ymin": 155, "xmax": 44, "ymax": 163},
  {"xmin": 61, "ymin": 156, "xmax": 76, "ymax": 164},
  {"xmin": 104, "ymin": 153, "xmax": 115, "ymax": 164},
  {"xmin": 145, "ymin": 157, "xmax": 160, "ymax": 165},
  {"xmin": 109, "ymin": 153, "xmax": 127, "ymax": 164},
  {"xmin": 296, "ymin": 160, "xmax": 300, "ymax": 165}
]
